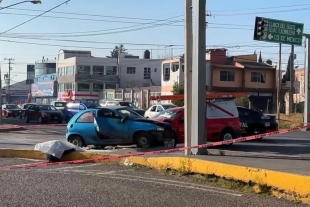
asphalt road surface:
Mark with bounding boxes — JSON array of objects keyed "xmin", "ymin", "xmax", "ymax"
[{"xmin": 0, "ymin": 158, "xmax": 305, "ymax": 207}]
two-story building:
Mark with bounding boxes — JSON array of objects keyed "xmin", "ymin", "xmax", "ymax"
[{"xmin": 56, "ymin": 49, "xmax": 163, "ymax": 102}]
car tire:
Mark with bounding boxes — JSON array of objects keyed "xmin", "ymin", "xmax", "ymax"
[
  {"xmin": 135, "ymin": 132, "xmax": 154, "ymax": 148},
  {"xmin": 25, "ymin": 116, "xmax": 30, "ymax": 123},
  {"xmin": 219, "ymin": 129, "xmax": 234, "ymax": 146},
  {"xmin": 69, "ymin": 135, "xmax": 86, "ymax": 147},
  {"xmin": 249, "ymin": 126, "xmax": 265, "ymax": 140},
  {"xmin": 38, "ymin": 116, "xmax": 44, "ymax": 124}
]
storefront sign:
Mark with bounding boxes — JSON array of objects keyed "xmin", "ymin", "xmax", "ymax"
[{"xmin": 31, "ymin": 81, "xmax": 57, "ymax": 97}]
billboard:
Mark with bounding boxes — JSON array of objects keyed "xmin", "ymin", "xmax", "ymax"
[{"xmin": 31, "ymin": 81, "xmax": 57, "ymax": 97}]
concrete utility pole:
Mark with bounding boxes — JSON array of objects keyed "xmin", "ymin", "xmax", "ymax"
[
  {"xmin": 190, "ymin": 0, "xmax": 207, "ymax": 155},
  {"xmin": 277, "ymin": 43, "xmax": 282, "ymax": 120},
  {"xmin": 303, "ymin": 33, "xmax": 310, "ymax": 130},
  {"xmin": 288, "ymin": 46, "xmax": 295, "ymax": 114},
  {"xmin": 184, "ymin": 0, "xmax": 193, "ymax": 155},
  {"xmin": 4, "ymin": 58, "xmax": 14, "ymax": 93}
]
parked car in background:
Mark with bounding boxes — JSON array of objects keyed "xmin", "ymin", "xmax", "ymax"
[
  {"xmin": 51, "ymin": 101, "xmax": 67, "ymax": 110},
  {"xmin": 2, "ymin": 104, "xmax": 22, "ymax": 118},
  {"xmin": 24, "ymin": 104, "xmax": 63, "ymax": 123},
  {"xmin": 144, "ymin": 104, "xmax": 177, "ymax": 119},
  {"xmin": 66, "ymin": 106, "xmax": 177, "ymax": 149},
  {"xmin": 63, "ymin": 102, "xmax": 100, "ymax": 123},
  {"xmin": 237, "ymin": 106, "xmax": 278, "ymax": 139},
  {"xmin": 100, "ymin": 100, "xmax": 145, "ymax": 116},
  {"xmin": 152, "ymin": 100, "xmax": 241, "ymax": 145},
  {"xmin": 19, "ymin": 103, "xmax": 37, "ymax": 119}
]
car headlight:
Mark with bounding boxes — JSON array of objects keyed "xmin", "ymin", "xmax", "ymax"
[{"xmin": 156, "ymin": 126, "xmax": 164, "ymax": 131}]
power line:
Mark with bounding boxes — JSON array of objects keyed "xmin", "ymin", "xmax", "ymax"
[{"xmin": 212, "ymin": 7, "xmax": 310, "ymax": 16}]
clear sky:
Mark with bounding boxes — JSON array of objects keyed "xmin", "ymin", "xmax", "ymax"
[{"xmin": 0, "ymin": 0, "xmax": 309, "ymax": 83}]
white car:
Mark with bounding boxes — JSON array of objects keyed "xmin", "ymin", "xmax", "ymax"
[
  {"xmin": 144, "ymin": 104, "xmax": 177, "ymax": 119},
  {"xmin": 50, "ymin": 101, "xmax": 67, "ymax": 110}
]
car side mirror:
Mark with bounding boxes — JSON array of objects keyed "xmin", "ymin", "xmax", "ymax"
[{"xmin": 121, "ymin": 115, "xmax": 128, "ymax": 123}]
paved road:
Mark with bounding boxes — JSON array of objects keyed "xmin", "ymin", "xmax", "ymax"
[{"xmin": 0, "ymin": 158, "xmax": 304, "ymax": 207}]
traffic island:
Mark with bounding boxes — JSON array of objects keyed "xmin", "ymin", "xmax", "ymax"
[{"xmin": 0, "ymin": 125, "xmax": 26, "ymax": 133}]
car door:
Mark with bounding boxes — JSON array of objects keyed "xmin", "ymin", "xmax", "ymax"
[
  {"xmin": 32, "ymin": 106, "xmax": 41, "ymax": 121},
  {"xmin": 94, "ymin": 109, "xmax": 128, "ymax": 143},
  {"xmin": 72, "ymin": 111, "xmax": 97, "ymax": 143}
]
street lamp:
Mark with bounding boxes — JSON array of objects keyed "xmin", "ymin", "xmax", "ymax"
[{"xmin": 0, "ymin": 0, "xmax": 42, "ymax": 125}]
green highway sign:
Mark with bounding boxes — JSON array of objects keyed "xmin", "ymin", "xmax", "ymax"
[{"xmin": 253, "ymin": 17, "xmax": 304, "ymax": 46}]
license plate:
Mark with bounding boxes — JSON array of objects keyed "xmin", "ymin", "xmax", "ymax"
[{"xmin": 265, "ymin": 122, "xmax": 270, "ymax": 127}]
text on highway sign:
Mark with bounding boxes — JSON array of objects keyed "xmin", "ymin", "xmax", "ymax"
[{"xmin": 253, "ymin": 17, "xmax": 304, "ymax": 46}]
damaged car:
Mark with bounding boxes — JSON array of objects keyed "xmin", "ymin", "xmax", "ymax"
[{"xmin": 66, "ymin": 106, "xmax": 177, "ymax": 149}]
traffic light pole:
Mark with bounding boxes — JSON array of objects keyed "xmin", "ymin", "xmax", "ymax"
[{"xmin": 303, "ymin": 33, "xmax": 310, "ymax": 130}]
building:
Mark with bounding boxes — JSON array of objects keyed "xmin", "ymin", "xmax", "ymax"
[
  {"xmin": 56, "ymin": 49, "xmax": 163, "ymax": 102},
  {"xmin": 35, "ymin": 61, "xmax": 56, "ymax": 77},
  {"xmin": 159, "ymin": 48, "xmax": 277, "ymax": 111},
  {"xmin": 26, "ymin": 64, "xmax": 35, "ymax": 85},
  {"xmin": 1, "ymin": 80, "xmax": 29, "ymax": 104},
  {"xmin": 31, "ymin": 73, "xmax": 58, "ymax": 104}
]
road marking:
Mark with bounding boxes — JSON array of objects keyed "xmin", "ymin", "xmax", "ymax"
[
  {"xmin": 30, "ymin": 168, "xmax": 242, "ymax": 197},
  {"xmin": 49, "ymin": 163, "xmax": 101, "ymax": 170},
  {"xmin": 17, "ymin": 158, "xmax": 42, "ymax": 162}
]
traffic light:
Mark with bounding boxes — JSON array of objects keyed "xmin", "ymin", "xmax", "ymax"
[{"xmin": 254, "ymin": 17, "xmax": 268, "ymax": 40}]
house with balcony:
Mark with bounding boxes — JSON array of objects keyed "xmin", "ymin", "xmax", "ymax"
[{"xmin": 56, "ymin": 49, "xmax": 163, "ymax": 101}]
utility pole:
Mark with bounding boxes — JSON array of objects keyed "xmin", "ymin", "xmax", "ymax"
[
  {"xmin": 4, "ymin": 58, "xmax": 14, "ymax": 93},
  {"xmin": 191, "ymin": 0, "xmax": 207, "ymax": 155},
  {"xmin": 184, "ymin": 0, "xmax": 193, "ymax": 155},
  {"xmin": 303, "ymin": 33, "xmax": 310, "ymax": 130},
  {"xmin": 0, "ymin": 64, "xmax": 2, "ymax": 125},
  {"xmin": 277, "ymin": 43, "xmax": 282, "ymax": 120},
  {"xmin": 288, "ymin": 46, "xmax": 294, "ymax": 114}
]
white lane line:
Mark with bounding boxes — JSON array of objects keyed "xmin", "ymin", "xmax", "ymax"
[
  {"xmin": 31, "ymin": 169, "xmax": 242, "ymax": 197},
  {"xmin": 48, "ymin": 163, "xmax": 101, "ymax": 170}
]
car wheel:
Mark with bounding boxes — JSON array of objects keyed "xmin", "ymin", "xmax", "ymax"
[
  {"xmin": 38, "ymin": 116, "xmax": 44, "ymax": 123},
  {"xmin": 249, "ymin": 127, "xmax": 264, "ymax": 140},
  {"xmin": 69, "ymin": 135, "xmax": 86, "ymax": 147},
  {"xmin": 220, "ymin": 129, "xmax": 234, "ymax": 146},
  {"xmin": 135, "ymin": 132, "xmax": 154, "ymax": 148}
]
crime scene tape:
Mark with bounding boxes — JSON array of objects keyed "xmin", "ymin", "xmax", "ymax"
[{"xmin": 0, "ymin": 123, "xmax": 309, "ymax": 171}]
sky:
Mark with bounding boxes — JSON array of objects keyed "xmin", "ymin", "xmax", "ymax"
[{"xmin": 0, "ymin": 0, "xmax": 309, "ymax": 84}]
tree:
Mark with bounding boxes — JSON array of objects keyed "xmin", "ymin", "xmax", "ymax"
[
  {"xmin": 258, "ymin": 51, "xmax": 262, "ymax": 63},
  {"xmin": 171, "ymin": 82, "xmax": 184, "ymax": 106},
  {"xmin": 110, "ymin": 44, "xmax": 128, "ymax": 58}
]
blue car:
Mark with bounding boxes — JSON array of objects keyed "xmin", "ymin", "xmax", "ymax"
[
  {"xmin": 66, "ymin": 106, "xmax": 177, "ymax": 149},
  {"xmin": 62, "ymin": 102, "xmax": 99, "ymax": 123}
]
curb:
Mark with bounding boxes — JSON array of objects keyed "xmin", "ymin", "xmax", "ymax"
[{"xmin": 0, "ymin": 149, "xmax": 309, "ymax": 203}]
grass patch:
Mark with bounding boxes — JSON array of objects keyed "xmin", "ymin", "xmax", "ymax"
[{"xmin": 278, "ymin": 113, "xmax": 303, "ymax": 129}]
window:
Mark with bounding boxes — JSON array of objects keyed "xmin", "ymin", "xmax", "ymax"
[
  {"xmin": 58, "ymin": 83, "xmax": 64, "ymax": 92},
  {"xmin": 153, "ymin": 109, "xmax": 180, "ymax": 119},
  {"xmin": 106, "ymin": 66, "xmax": 117, "ymax": 75},
  {"xmin": 79, "ymin": 104, "xmax": 86, "ymax": 110},
  {"xmin": 66, "ymin": 66, "xmax": 74, "ymax": 75},
  {"xmin": 154, "ymin": 68, "xmax": 157, "ymax": 72},
  {"xmin": 47, "ymin": 68, "xmax": 56, "ymax": 74},
  {"xmin": 54, "ymin": 102, "xmax": 67, "ymax": 107},
  {"xmin": 150, "ymin": 106, "xmax": 157, "ymax": 112},
  {"xmin": 127, "ymin": 67, "xmax": 136, "ymax": 74},
  {"xmin": 144, "ymin": 68, "xmax": 151, "ymax": 79},
  {"xmin": 93, "ymin": 83, "xmax": 104, "ymax": 92},
  {"xmin": 66, "ymin": 103, "xmax": 79, "ymax": 110},
  {"xmin": 163, "ymin": 63, "xmax": 170, "ymax": 81},
  {"xmin": 76, "ymin": 112, "xmax": 94, "ymax": 123},
  {"xmin": 93, "ymin": 66, "xmax": 104, "ymax": 75},
  {"xmin": 117, "ymin": 109, "xmax": 142, "ymax": 118},
  {"xmin": 77, "ymin": 65, "xmax": 91, "ymax": 75},
  {"xmin": 98, "ymin": 109, "xmax": 120, "ymax": 118},
  {"xmin": 220, "ymin": 71, "xmax": 235, "ymax": 81},
  {"xmin": 64, "ymin": 83, "xmax": 74, "ymax": 91},
  {"xmin": 171, "ymin": 63, "xmax": 179, "ymax": 72},
  {"xmin": 77, "ymin": 83, "xmax": 90, "ymax": 91},
  {"xmin": 181, "ymin": 64, "xmax": 184, "ymax": 72},
  {"xmin": 251, "ymin": 72, "xmax": 266, "ymax": 83},
  {"xmin": 38, "ymin": 105, "xmax": 57, "ymax": 111},
  {"xmin": 105, "ymin": 83, "xmax": 117, "ymax": 89}
]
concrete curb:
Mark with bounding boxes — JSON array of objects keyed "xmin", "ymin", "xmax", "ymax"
[{"xmin": 1, "ymin": 149, "xmax": 309, "ymax": 203}]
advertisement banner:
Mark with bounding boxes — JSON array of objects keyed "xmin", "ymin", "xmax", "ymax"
[{"xmin": 31, "ymin": 81, "xmax": 57, "ymax": 97}]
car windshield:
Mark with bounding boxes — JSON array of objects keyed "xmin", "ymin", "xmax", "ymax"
[
  {"xmin": 119, "ymin": 102, "xmax": 137, "ymax": 108},
  {"xmin": 38, "ymin": 105, "xmax": 57, "ymax": 111},
  {"xmin": 153, "ymin": 109, "xmax": 180, "ymax": 119},
  {"xmin": 6, "ymin": 105, "xmax": 18, "ymax": 109},
  {"xmin": 84, "ymin": 102, "xmax": 99, "ymax": 109},
  {"xmin": 162, "ymin": 104, "xmax": 177, "ymax": 109},
  {"xmin": 117, "ymin": 108, "xmax": 142, "ymax": 119},
  {"xmin": 54, "ymin": 102, "xmax": 67, "ymax": 107}
]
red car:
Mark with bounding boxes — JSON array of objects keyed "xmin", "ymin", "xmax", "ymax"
[
  {"xmin": 2, "ymin": 104, "xmax": 21, "ymax": 118},
  {"xmin": 151, "ymin": 100, "xmax": 241, "ymax": 144},
  {"xmin": 24, "ymin": 104, "xmax": 63, "ymax": 124}
]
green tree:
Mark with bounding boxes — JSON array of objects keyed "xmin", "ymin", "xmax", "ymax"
[
  {"xmin": 234, "ymin": 97, "xmax": 250, "ymax": 108},
  {"xmin": 171, "ymin": 82, "xmax": 184, "ymax": 106},
  {"xmin": 110, "ymin": 44, "xmax": 128, "ymax": 58}
]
